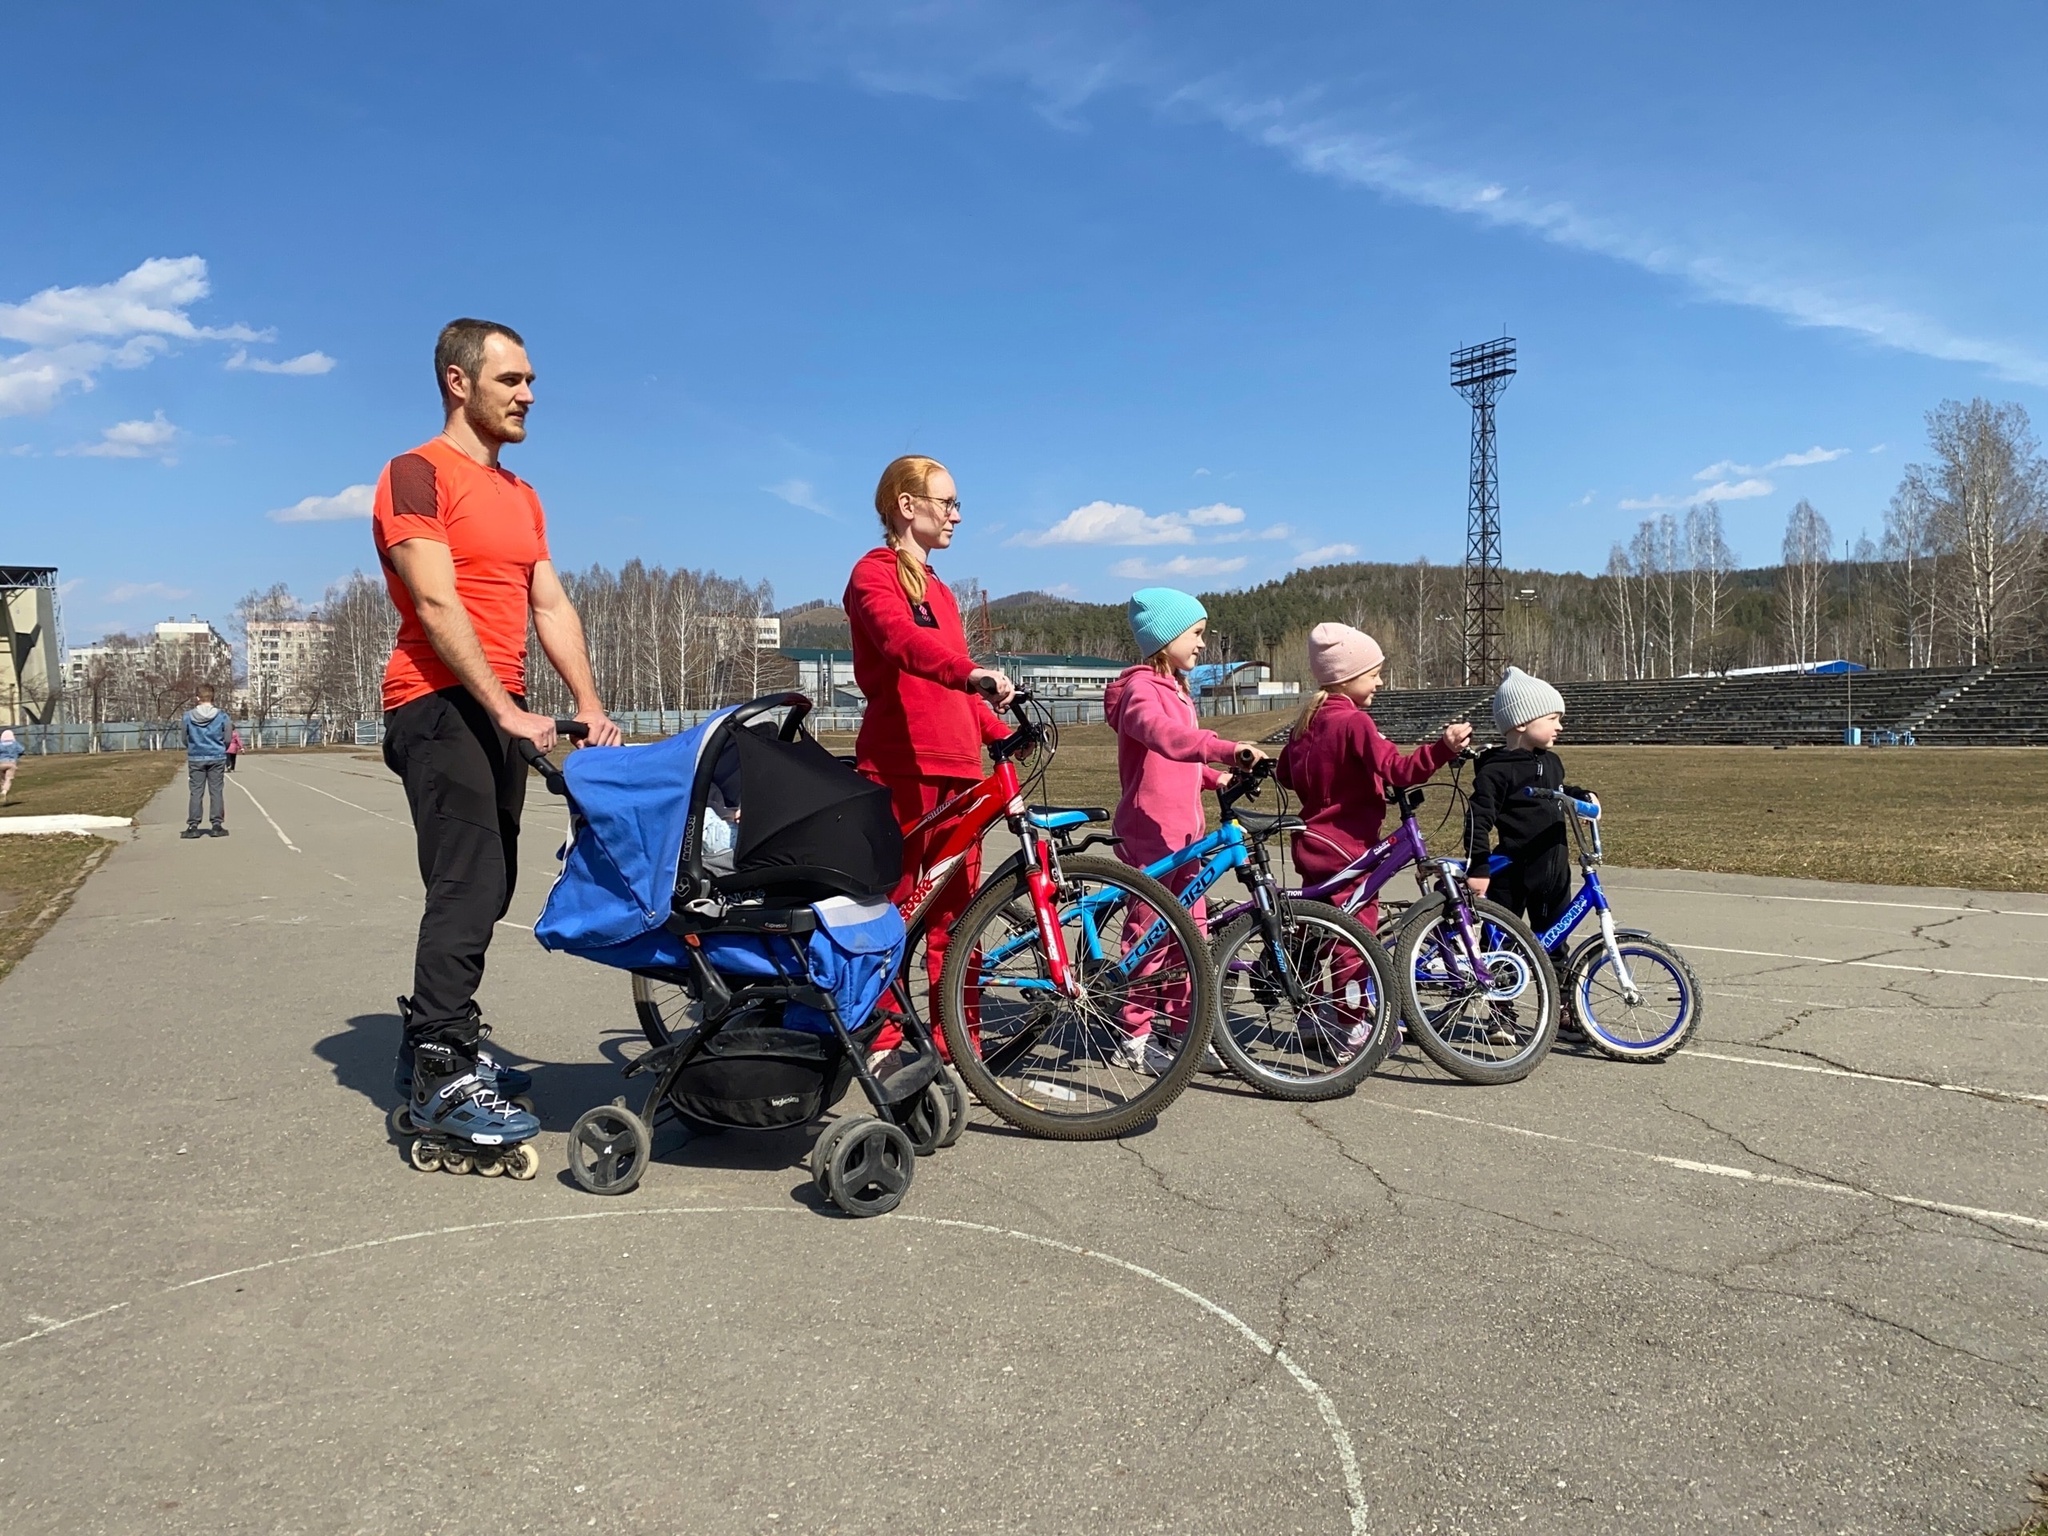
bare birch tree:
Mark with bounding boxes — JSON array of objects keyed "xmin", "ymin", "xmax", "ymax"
[{"xmin": 1778, "ymin": 499, "xmax": 1833, "ymax": 669}]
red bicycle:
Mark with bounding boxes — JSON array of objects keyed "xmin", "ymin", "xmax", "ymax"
[{"xmin": 883, "ymin": 689, "xmax": 1218, "ymax": 1139}]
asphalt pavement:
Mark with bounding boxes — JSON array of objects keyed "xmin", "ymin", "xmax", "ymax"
[{"xmin": 0, "ymin": 748, "xmax": 2042, "ymax": 1535}]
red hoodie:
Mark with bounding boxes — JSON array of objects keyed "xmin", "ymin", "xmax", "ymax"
[
  {"xmin": 1102, "ymin": 665, "xmax": 1236, "ymax": 865},
  {"xmin": 845, "ymin": 548, "xmax": 1008, "ymax": 781},
  {"xmin": 1276, "ymin": 693, "xmax": 1456, "ymax": 887}
]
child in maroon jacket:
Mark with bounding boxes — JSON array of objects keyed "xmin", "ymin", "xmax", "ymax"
[
  {"xmin": 845, "ymin": 455, "xmax": 1013, "ymax": 1054},
  {"xmin": 1277, "ymin": 624, "xmax": 1471, "ymax": 933}
]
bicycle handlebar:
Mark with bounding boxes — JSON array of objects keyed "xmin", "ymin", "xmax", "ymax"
[
  {"xmin": 1524, "ymin": 785, "xmax": 1599, "ymax": 820},
  {"xmin": 1215, "ymin": 755, "xmax": 1275, "ymax": 813}
]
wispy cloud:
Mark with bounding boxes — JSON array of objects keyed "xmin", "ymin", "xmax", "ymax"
[
  {"xmin": 226, "ymin": 347, "xmax": 336, "ymax": 376},
  {"xmin": 1292, "ymin": 543, "xmax": 1359, "ymax": 567},
  {"xmin": 765, "ymin": 478, "xmax": 836, "ymax": 518},
  {"xmin": 59, "ymin": 411, "xmax": 179, "ymax": 461},
  {"xmin": 1695, "ymin": 445, "xmax": 1848, "ymax": 479},
  {"xmin": 0, "ymin": 256, "xmax": 322, "ymax": 417},
  {"xmin": 269, "ymin": 483, "xmax": 374, "ymax": 522},
  {"xmin": 104, "ymin": 580, "xmax": 189, "ymax": 604},
  {"xmin": 1012, "ymin": 499, "xmax": 1247, "ymax": 547},
  {"xmin": 1110, "ymin": 554, "xmax": 1247, "ymax": 579}
]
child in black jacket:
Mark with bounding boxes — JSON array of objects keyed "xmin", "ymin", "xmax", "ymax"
[{"xmin": 1464, "ymin": 666, "xmax": 1592, "ymax": 946}]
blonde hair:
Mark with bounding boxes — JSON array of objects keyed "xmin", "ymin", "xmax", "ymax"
[
  {"xmin": 1292, "ymin": 689, "xmax": 1328, "ymax": 739},
  {"xmin": 874, "ymin": 454, "xmax": 948, "ymax": 604}
]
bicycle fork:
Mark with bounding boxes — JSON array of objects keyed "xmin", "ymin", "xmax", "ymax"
[
  {"xmin": 1583, "ymin": 873, "xmax": 1643, "ymax": 1006},
  {"xmin": 1022, "ymin": 830, "xmax": 1080, "ymax": 998}
]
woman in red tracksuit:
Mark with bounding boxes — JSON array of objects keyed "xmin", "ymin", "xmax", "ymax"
[{"xmin": 845, "ymin": 455, "xmax": 1015, "ymax": 1048}]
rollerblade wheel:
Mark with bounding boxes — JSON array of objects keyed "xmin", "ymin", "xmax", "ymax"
[
  {"xmin": 810, "ymin": 1116, "xmax": 863, "ymax": 1197},
  {"xmin": 476, "ymin": 1153, "xmax": 505, "ymax": 1178},
  {"xmin": 825, "ymin": 1119, "xmax": 915, "ymax": 1218},
  {"xmin": 509, "ymin": 1095, "xmax": 538, "ymax": 1116},
  {"xmin": 902, "ymin": 1082, "xmax": 952, "ymax": 1157},
  {"xmin": 407, "ymin": 1139, "xmax": 443, "ymax": 1173},
  {"xmin": 388, "ymin": 1102, "xmax": 416, "ymax": 1138},
  {"xmin": 441, "ymin": 1149, "xmax": 475, "ymax": 1176},
  {"xmin": 936, "ymin": 1065, "xmax": 969, "ymax": 1149},
  {"xmin": 568, "ymin": 1104, "xmax": 651, "ymax": 1195},
  {"xmin": 503, "ymin": 1143, "xmax": 541, "ymax": 1181}
]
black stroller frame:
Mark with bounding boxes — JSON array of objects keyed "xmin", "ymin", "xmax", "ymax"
[{"xmin": 537, "ymin": 694, "xmax": 963, "ymax": 1217}]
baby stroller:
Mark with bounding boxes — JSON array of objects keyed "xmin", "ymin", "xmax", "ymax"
[{"xmin": 530, "ymin": 693, "xmax": 953, "ymax": 1216}]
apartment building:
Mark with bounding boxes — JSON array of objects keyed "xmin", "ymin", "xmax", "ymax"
[{"xmin": 245, "ymin": 619, "xmax": 334, "ymax": 714}]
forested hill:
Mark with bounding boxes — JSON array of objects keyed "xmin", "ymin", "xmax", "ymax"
[{"xmin": 782, "ymin": 557, "xmax": 1812, "ymax": 689}]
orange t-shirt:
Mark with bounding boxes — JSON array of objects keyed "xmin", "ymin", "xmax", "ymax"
[{"xmin": 372, "ymin": 436, "xmax": 552, "ymax": 712}]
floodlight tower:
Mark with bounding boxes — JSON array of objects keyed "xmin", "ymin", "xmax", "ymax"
[{"xmin": 1450, "ymin": 335, "xmax": 1516, "ymax": 686}]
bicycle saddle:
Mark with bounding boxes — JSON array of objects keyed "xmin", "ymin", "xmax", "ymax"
[
  {"xmin": 1026, "ymin": 804, "xmax": 1109, "ymax": 831},
  {"xmin": 1233, "ymin": 808, "xmax": 1306, "ymax": 838}
]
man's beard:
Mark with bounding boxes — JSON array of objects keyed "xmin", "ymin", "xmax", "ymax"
[{"xmin": 466, "ymin": 396, "xmax": 525, "ymax": 445}]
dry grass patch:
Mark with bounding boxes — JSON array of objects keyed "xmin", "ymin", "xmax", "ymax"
[{"xmin": 0, "ymin": 751, "xmax": 180, "ymax": 982}]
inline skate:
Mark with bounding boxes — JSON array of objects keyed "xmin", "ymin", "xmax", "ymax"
[
  {"xmin": 401, "ymin": 1040, "xmax": 542, "ymax": 1178},
  {"xmin": 389, "ymin": 997, "xmax": 536, "ymax": 1136}
]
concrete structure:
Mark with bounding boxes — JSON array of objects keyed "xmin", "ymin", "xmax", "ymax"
[
  {"xmin": 996, "ymin": 653, "xmax": 1127, "ymax": 700},
  {"xmin": 781, "ymin": 646, "xmax": 862, "ymax": 708},
  {"xmin": 245, "ymin": 619, "xmax": 334, "ymax": 715},
  {"xmin": 0, "ymin": 564, "xmax": 61, "ymax": 724}
]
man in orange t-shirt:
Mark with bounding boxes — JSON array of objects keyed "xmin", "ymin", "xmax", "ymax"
[{"xmin": 374, "ymin": 318, "xmax": 621, "ymax": 1144}]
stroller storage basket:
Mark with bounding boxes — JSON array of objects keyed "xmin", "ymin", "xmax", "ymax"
[{"xmin": 663, "ymin": 1023, "xmax": 857, "ymax": 1131}]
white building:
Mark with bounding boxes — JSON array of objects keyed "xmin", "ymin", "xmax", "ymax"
[{"xmin": 245, "ymin": 619, "xmax": 334, "ymax": 714}]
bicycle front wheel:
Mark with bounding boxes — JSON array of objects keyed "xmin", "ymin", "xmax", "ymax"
[
  {"xmin": 1393, "ymin": 895, "xmax": 1558, "ymax": 1084},
  {"xmin": 1211, "ymin": 901, "xmax": 1397, "ymax": 1100},
  {"xmin": 1568, "ymin": 936, "xmax": 1702, "ymax": 1062},
  {"xmin": 937, "ymin": 853, "xmax": 1217, "ymax": 1139}
]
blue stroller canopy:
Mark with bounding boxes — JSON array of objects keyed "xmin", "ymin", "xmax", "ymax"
[{"xmin": 533, "ymin": 709, "xmax": 907, "ymax": 1034}]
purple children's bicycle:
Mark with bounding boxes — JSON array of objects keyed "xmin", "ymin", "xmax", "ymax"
[{"xmin": 1292, "ymin": 768, "xmax": 1561, "ymax": 1085}]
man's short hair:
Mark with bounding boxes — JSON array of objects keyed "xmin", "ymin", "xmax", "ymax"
[
  {"xmin": 435, "ymin": 318, "xmax": 526, "ymax": 407},
  {"xmin": 197, "ymin": 684, "xmax": 215, "ymax": 701}
]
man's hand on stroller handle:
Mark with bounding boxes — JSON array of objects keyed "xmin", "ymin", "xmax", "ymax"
[{"xmin": 572, "ymin": 706, "xmax": 622, "ymax": 748}]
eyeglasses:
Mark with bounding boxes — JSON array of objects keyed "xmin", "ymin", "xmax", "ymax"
[{"xmin": 912, "ymin": 494, "xmax": 963, "ymax": 514}]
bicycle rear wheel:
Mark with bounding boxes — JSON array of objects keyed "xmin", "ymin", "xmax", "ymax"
[
  {"xmin": 1393, "ymin": 895, "xmax": 1558, "ymax": 1084},
  {"xmin": 1567, "ymin": 935, "xmax": 1702, "ymax": 1062},
  {"xmin": 936, "ymin": 854, "xmax": 1217, "ymax": 1139},
  {"xmin": 1210, "ymin": 901, "xmax": 1397, "ymax": 1100},
  {"xmin": 632, "ymin": 971, "xmax": 691, "ymax": 1048}
]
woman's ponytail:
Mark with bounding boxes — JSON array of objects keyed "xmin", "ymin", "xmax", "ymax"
[{"xmin": 874, "ymin": 455, "xmax": 945, "ymax": 605}]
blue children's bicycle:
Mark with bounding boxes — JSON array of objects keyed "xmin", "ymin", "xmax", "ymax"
[
  {"xmin": 1487, "ymin": 787, "xmax": 1703, "ymax": 1062},
  {"xmin": 1136, "ymin": 762, "xmax": 1401, "ymax": 1101}
]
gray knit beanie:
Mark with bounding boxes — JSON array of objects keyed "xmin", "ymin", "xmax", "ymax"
[{"xmin": 1492, "ymin": 665, "xmax": 1566, "ymax": 733}]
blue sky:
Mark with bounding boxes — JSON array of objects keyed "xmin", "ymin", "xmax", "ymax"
[{"xmin": 5, "ymin": 2, "xmax": 2046, "ymax": 645}]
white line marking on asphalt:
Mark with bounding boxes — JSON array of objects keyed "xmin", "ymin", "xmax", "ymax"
[
  {"xmin": 1372, "ymin": 1101, "xmax": 2048, "ymax": 1232},
  {"xmin": 228, "ymin": 778, "xmax": 298, "ymax": 853},
  {"xmin": 1683, "ymin": 943, "xmax": 2048, "ymax": 984},
  {"xmin": 246, "ymin": 763, "xmax": 408, "ymax": 826},
  {"xmin": 0, "ymin": 1208, "xmax": 1367, "ymax": 1531},
  {"xmin": 1682, "ymin": 1048, "xmax": 2048, "ymax": 1106},
  {"xmin": 1622, "ymin": 886, "xmax": 2048, "ymax": 919},
  {"xmin": 496, "ymin": 919, "xmax": 532, "ymax": 932}
]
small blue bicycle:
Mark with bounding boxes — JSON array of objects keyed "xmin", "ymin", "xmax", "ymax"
[{"xmin": 1483, "ymin": 788, "xmax": 1703, "ymax": 1062}]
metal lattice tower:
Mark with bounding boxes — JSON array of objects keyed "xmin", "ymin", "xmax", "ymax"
[{"xmin": 1450, "ymin": 336, "xmax": 1516, "ymax": 686}]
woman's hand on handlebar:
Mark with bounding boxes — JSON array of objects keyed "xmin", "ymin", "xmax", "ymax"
[
  {"xmin": 574, "ymin": 706, "xmax": 622, "ymax": 748},
  {"xmin": 968, "ymin": 668, "xmax": 1016, "ymax": 709},
  {"xmin": 1442, "ymin": 721, "xmax": 1473, "ymax": 753}
]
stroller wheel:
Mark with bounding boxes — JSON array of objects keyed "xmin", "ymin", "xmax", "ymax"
[
  {"xmin": 823, "ymin": 1117, "xmax": 915, "ymax": 1217},
  {"xmin": 936, "ymin": 1065, "xmax": 969, "ymax": 1149},
  {"xmin": 567, "ymin": 1104, "xmax": 652, "ymax": 1196},
  {"xmin": 810, "ymin": 1116, "xmax": 862, "ymax": 1196},
  {"xmin": 902, "ymin": 1082, "xmax": 953, "ymax": 1157}
]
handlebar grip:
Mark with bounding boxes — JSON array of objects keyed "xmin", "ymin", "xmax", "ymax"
[
  {"xmin": 554, "ymin": 719, "xmax": 590, "ymax": 741},
  {"xmin": 1570, "ymin": 797, "xmax": 1599, "ymax": 820}
]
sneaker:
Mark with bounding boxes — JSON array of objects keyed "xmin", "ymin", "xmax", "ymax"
[
  {"xmin": 1112, "ymin": 1033, "xmax": 1179, "ymax": 1076},
  {"xmin": 1299, "ymin": 1006, "xmax": 1374, "ymax": 1064},
  {"xmin": 1485, "ymin": 1005, "xmax": 1522, "ymax": 1047},
  {"xmin": 1199, "ymin": 1044, "xmax": 1228, "ymax": 1075},
  {"xmin": 180, "ymin": 827, "xmax": 203, "ymax": 840},
  {"xmin": 208, "ymin": 826, "xmax": 229, "ymax": 837}
]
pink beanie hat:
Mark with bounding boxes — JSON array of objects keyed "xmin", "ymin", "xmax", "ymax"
[{"xmin": 1308, "ymin": 623, "xmax": 1384, "ymax": 688}]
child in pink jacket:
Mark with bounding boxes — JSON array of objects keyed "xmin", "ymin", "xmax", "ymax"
[{"xmin": 1102, "ymin": 588, "xmax": 1265, "ymax": 1074}]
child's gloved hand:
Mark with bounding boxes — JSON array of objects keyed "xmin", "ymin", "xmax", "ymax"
[{"xmin": 1442, "ymin": 722, "xmax": 1473, "ymax": 752}]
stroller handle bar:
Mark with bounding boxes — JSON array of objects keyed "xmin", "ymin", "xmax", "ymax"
[{"xmin": 517, "ymin": 718, "xmax": 591, "ymax": 796}]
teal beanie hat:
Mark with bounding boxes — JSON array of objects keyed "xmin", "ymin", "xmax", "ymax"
[{"xmin": 1127, "ymin": 587, "xmax": 1208, "ymax": 659}]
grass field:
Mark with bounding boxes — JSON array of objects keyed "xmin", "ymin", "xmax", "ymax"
[
  {"xmin": 0, "ymin": 751, "xmax": 179, "ymax": 983},
  {"xmin": 869, "ymin": 714, "xmax": 2048, "ymax": 893}
]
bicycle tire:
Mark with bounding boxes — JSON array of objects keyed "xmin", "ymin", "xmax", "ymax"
[
  {"xmin": 632, "ymin": 971, "xmax": 689, "ymax": 1049},
  {"xmin": 936, "ymin": 853, "xmax": 1217, "ymax": 1140},
  {"xmin": 1210, "ymin": 901, "xmax": 1397, "ymax": 1101},
  {"xmin": 1566, "ymin": 935, "xmax": 1702, "ymax": 1063},
  {"xmin": 1393, "ymin": 894, "xmax": 1558, "ymax": 1084}
]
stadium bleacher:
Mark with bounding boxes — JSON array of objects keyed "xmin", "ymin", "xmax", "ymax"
[{"xmin": 1282, "ymin": 665, "xmax": 2043, "ymax": 746}]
